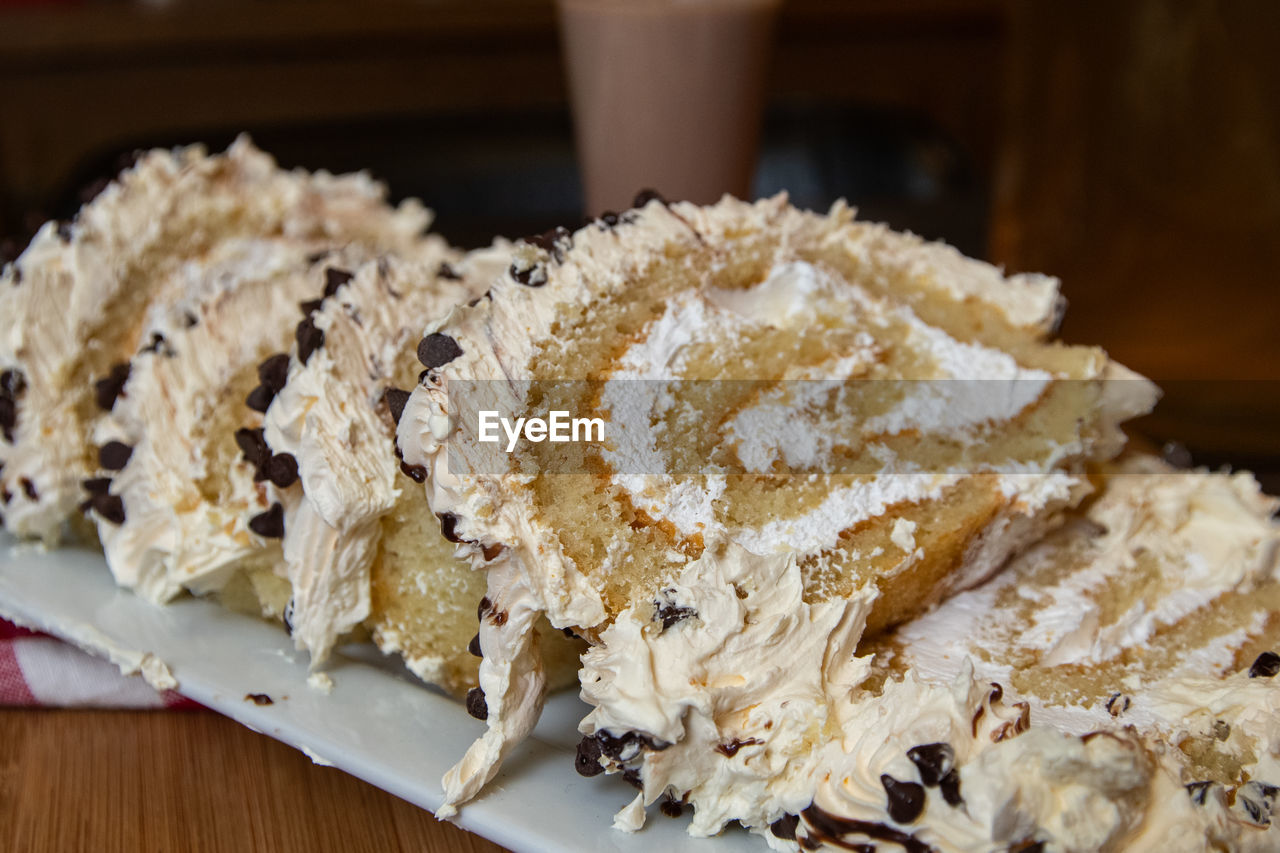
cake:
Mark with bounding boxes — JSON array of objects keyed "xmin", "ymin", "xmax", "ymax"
[
  {"xmin": 0, "ymin": 137, "xmax": 433, "ymax": 545},
  {"xmin": 256, "ymin": 246, "xmax": 582, "ymax": 694},
  {"xmin": 395, "ymin": 193, "xmax": 1157, "ymax": 817}
]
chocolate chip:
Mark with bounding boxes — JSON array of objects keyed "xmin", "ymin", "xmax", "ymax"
[
  {"xmin": 653, "ymin": 592, "xmax": 697, "ymax": 631},
  {"xmin": 574, "ymin": 736, "xmax": 604, "ymax": 777},
  {"xmin": 257, "ymin": 353, "xmax": 290, "ymax": 393},
  {"xmin": 599, "ymin": 211, "xmax": 620, "ymax": 228},
  {"xmin": 183, "ymin": 311, "xmax": 199, "ymax": 328},
  {"xmin": 323, "ymin": 267, "xmax": 354, "ymax": 298},
  {"xmin": 524, "ymin": 226, "xmax": 572, "ymax": 263},
  {"xmin": 263, "ymin": 453, "xmax": 299, "ymax": 488},
  {"xmin": 465, "ymin": 686, "xmax": 487, "ymax": 720},
  {"xmin": 19, "ymin": 476, "xmax": 38, "ymax": 501},
  {"xmin": 383, "ymin": 388, "xmax": 410, "ymax": 425},
  {"xmin": 0, "ymin": 369, "xmax": 25, "ymax": 398},
  {"xmin": 659, "ymin": 798, "xmax": 684, "ymax": 818},
  {"xmin": 417, "ymin": 333, "xmax": 463, "ymax": 369},
  {"xmin": 296, "ymin": 317, "xmax": 324, "ymax": 365},
  {"xmin": 140, "ymin": 332, "xmax": 173, "ymax": 356},
  {"xmin": 633, "ymin": 188, "xmax": 667, "ymax": 208},
  {"xmin": 437, "ymin": 262, "xmax": 462, "ymax": 280},
  {"xmin": 245, "ymin": 693, "xmax": 273, "ymax": 706},
  {"xmin": 1185, "ymin": 780, "xmax": 1215, "ymax": 806},
  {"xmin": 881, "ymin": 774, "xmax": 925, "ymax": 824},
  {"xmin": 94, "ymin": 362, "xmax": 131, "ymax": 411},
  {"xmin": 509, "ymin": 258, "xmax": 547, "ymax": 287},
  {"xmin": 299, "ymin": 298, "xmax": 324, "ymax": 316},
  {"xmin": 1249, "ymin": 651, "xmax": 1280, "ymax": 678},
  {"xmin": 770, "ymin": 814, "xmax": 799, "ymax": 840},
  {"xmin": 476, "ymin": 596, "xmax": 491, "ymax": 620},
  {"xmin": 595, "ymin": 730, "xmax": 669, "ymax": 761},
  {"xmin": 907, "ymin": 743, "xmax": 955, "ymax": 787},
  {"xmin": 248, "ymin": 503, "xmax": 285, "ymax": 539},
  {"xmin": 468, "ymin": 633, "xmax": 482, "ymax": 657},
  {"xmin": 94, "ymin": 493, "xmax": 126, "ymax": 525},
  {"xmin": 439, "ymin": 512, "xmax": 464, "ymax": 543},
  {"xmin": 98, "ymin": 441, "xmax": 132, "ymax": 471},
  {"xmin": 399, "ymin": 462, "xmax": 427, "ymax": 482},
  {"xmin": 0, "ymin": 397, "xmax": 13, "ymax": 442},
  {"xmin": 1105, "ymin": 693, "xmax": 1131, "ymax": 716},
  {"xmin": 234, "ymin": 428, "xmax": 270, "ymax": 469},
  {"xmin": 1237, "ymin": 780, "xmax": 1277, "ymax": 826},
  {"xmin": 82, "ymin": 477, "xmax": 112, "ymax": 496},
  {"xmin": 245, "ymin": 384, "xmax": 274, "ymax": 413},
  {"xmin": 939, "ymin": 769, "xmax": 963, "ymax": 806}
]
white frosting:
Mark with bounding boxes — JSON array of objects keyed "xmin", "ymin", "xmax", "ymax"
[{"xmin": 0, "ymin": 136, "xmax": 431, "ymax": 543}]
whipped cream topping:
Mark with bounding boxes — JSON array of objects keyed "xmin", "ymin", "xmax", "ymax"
[
  {"xmin": 263, "ymin": 249, "xmax": 483, "ymax": 664},
  {"xmin": 396, "ymin": 194, "xmax": 1154, "ymax": 822},
  {"xmin": 0, "ymin": 137, "xmax": 432, "ymax": 543}
]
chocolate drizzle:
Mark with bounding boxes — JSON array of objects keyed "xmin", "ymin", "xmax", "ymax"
[
  {"xmin": 438, "ymin": 512, "xmax": 464, "ymax": 543},
  {"xmin": 801, "ymin": 804, "xmax": 934, "ymax": 853},
  {"xmin": 714, "ymin": 738, "xmax": 762, "ymax": 758}
]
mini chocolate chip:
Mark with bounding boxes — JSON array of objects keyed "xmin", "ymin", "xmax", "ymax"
[
  {"xmin": 1249, "ymin": 651, "xmax": 1280, "ymax": 678},
  {"xmin": 94, "ymin": 362, "xmax": 131, "ymax": 411},
  {"xmin": 0, "ymin": 397, "xmax": 13, "ymax": 442},
  {"xmin": 94, "ymin": 493, "xmax": 126, "ymax": 525},
  {"xmin": 400, "ymin": 462, "xmax": 427, "ymax": 482},
  {"xmin": 477, "ymin": 596, "xmax": 492, "ymax": 620},
  {"xmin": 82, "ymin": 477, "xmax": 112, "ymax": 496},
  {"xmin": 417, "ymin": 333, "xmax": 463, "ymax": 369},
  {"xmin": 323, "ymin": 267, "xmax": 354, "ymax": 297},
  {"xmin": 183, "ymin": 311, "xmax": 199, "ymax": 328},
  {"xmin": 881, "ymin": 774, "xmax": 926, "ymax": 824},
  {"xmin": 299, "ymin": 298, "xmax": 324, "ymax": 316},
  {"xmin": 257, "ymin": 353, "xmax": 290, "ymax": 392},
  {"xmin": 574, "ymin": 736, "xmax": 604, "ymax": 777},
  {"xmin": 141, "ymin": 332, "xmax": 173, "ymax": 356},
  {"xmin": 20, "ymin": 476, "xmax": 38, "ymax": 501},
  {"xmin": 234, "ymin": 427, "xmax": 271, "ymax": 469},
  {"xmin": 599, "ymin": 211, "xmax": 620, "ymax": 228},
  {"xmin": 245, "ymin": 693, "xmax": 273, "ymax": 706},
  {"xmin": 98, "ymin": 441, "xmax": 133, "ymax": 471},
  {"xmin": 0, "ymin": 369, "xmax": 25, "ymax": 397},
  {"xmin": 907, "ymin": 743, "xmax": 954, "ymax": 787},
  {"xmin": 466, "ymin": 686, "xmax": 487, "ymax": 720},
  {"xmin": 939, "ymin": 769, "xmax": 963, "ymax": 806},
  {"xmin": 1161, "ymin": 441, "xmax": 1193, "ymax": 469},
  {"xmin": 622, "ymin": 767, "xmax": 642, "ymax": 790},
  {"xmin": 245, "ymin": 384, "xmax": 274, "ymax": 413},
  {"xmin": 509, "ymin": 258, "xmax": 546, "ymax": 287},
  {"xmin": 653, "ymin": 601, "xmax": 697, "ymax": 631},
  {"xmin": 1185, "ymin": 780, "xmax": 1215, "ymax": 806},
  {"xmin": 770, "ymin": 814, "xmax": 799, "ymax": 840},
  {"xmin": 57, "ymin": 222, "xmax": 74, "ymax": 242},
  {"xmin": 383, "ymin": 388, "xmax": 410, "ymax": 425},
  {"xmin": 438, "ymin": 512, "xmax": 464, "ymax": 543},
  {"xmin": 306, "ymin": 250, "xmax": 330, "ymax": 265},
  {"xmin": 524, "ymin": 226, "xmax": 572, "ymax": 262},
  {"xmin": 468, "ymin": 633, "xmax": 482, "ymax": 657},
  {"xmin": 437, "ymin": 262, "xmax": 462, "ymax": 280},
  {"xmin": 248, "ymin": 503, "xmax": 285, "ymax": 538},
  {"xmin": 659, "ymin": 798, "xmax": 684, "ymax": 818},
  {"xmin": 263, "ymin": 453, "xmax": 298, "ymax": 488},
  {"xmin": 633, "ymin": 188, "xmax": 667, "ymax": 208},
  {"xmin": 296, "ymin": 317, "xmax": 324, "ymax": 365}
]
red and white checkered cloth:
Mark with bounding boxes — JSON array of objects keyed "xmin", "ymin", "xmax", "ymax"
[{"xmin": 0, "ymin": 616, "xmax": 199, "ymax": 708}]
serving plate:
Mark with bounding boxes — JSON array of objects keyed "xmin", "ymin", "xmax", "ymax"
[{"xmin": 0, "ymin": 535, "xmax": 737, "ymax": 852}]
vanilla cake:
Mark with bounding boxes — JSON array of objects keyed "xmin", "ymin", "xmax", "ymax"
[
  {"xmin": 827, "ymin": 454, "xmax": 1280, "ymax": 850},
  {"xmin": 396, "ymin": 193, "xmax": 1156, "ymax": 817},
  {"xmin": 256, "ymin": 247, "xmax": 582, "ymax": 694},
  {"xmin": 0, "ymin": 137, "xmax": 434, "ymax": 544}
]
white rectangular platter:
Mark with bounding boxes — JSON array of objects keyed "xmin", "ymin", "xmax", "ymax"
[{"xmin": 0, "ymin": 535, "xmax": 742, "ymax": 852}]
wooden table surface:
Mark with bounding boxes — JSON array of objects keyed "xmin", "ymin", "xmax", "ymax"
[{"xmin": 0, "ymin": 708, "xmax": 508, "ymax": 853}]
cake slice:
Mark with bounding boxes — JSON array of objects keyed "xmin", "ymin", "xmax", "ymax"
[
  {"xmin": 256, "ymin": 246, "xmax": 582, "ymax": 694},
  {"xmin": 0, "ymin": 136, "xmax": 431, "ymax": 544},
  {"xmin": 396, "ymin": 193, "xmax": 1156, "ymax": 818}
]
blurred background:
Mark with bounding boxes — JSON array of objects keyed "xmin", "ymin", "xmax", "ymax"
[{"xmin": 1, "ymin": 0, "xmax": 1277, "ymax": 484}]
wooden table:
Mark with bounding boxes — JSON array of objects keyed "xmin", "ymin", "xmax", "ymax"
[{"xmin": 0, "ymin": 709, "xmax": 507, "ymax": 852}]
